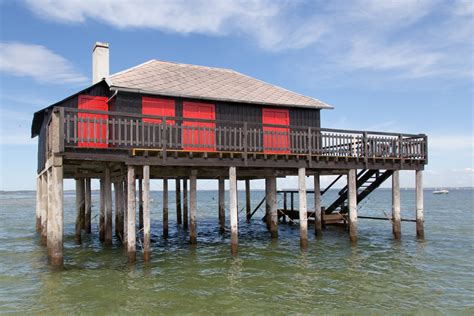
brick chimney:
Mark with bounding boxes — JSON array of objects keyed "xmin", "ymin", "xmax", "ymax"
[{"xmin": 92, "ymin": 42, "xmax": 109, "ymax": 84}]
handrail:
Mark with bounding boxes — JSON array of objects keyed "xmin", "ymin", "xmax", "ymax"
[{"xmin": 59, "ymin": 107, "xmax": 428, "ymax": 161}]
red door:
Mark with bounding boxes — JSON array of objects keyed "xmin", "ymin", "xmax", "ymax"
[
  {"xmin": 182, "ymin": 101, "xmax": 215, "ymax": 151},
  {"xmin": 142, "ymin": 97, "xmax": 175, "ymax": 124},
  {"xmin": 78, "ymin": 95, "xmax": 108, "ymax": 148},
  {"xmin": 262, "ymin": 108, "xmax": 290, "ymax": 153}
]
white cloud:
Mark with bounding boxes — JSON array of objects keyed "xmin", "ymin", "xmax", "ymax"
[
  {"xmin": 429, "ymin": 135, "xmax": 474, "ymax": 151},
  {"xmin": 0, "ymin": 42, "xmax": 88, "ymax": 84}
]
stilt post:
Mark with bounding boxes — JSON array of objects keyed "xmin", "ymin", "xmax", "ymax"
[
  {"xmin": 348, "ymin": 169, "xmax": 358, "ymax": 243},
  {"xmin": 183, "ymin": 178, "xmax": 189, "ymax": 229},
  {"xmin": 84, "ymin": 178, "xmax": 91, "ymax": 234},
  {"xmin": 104, "ymin": 167, "xmax": 113, "ymax": 246},
  {"xmin": 47, "ymin": 162, "xmax": 64, "ymax": 267},
  {"xmin": 163, "ymin": 177, "xmax": 169, "ymax": 238},
  {"xmin": 298, "ymin": 168, "xmax": 308, "ymax": 248},
  {"xmin": 269, "ymin": 175, "xmax": 278, "ymax": 238},
  {"xmin": 392, "ymin": 170, "xmax": 401, "ymax": 239},
  {"xmin": 114, "ymin": 181, "xmax": 124, "ymax": 241},
  {"xmin": 40, "ymin": 173, "xmax": 48, "ymax": 245},
  {"xmin": 416, "ymin": 170, "xmax": 424, "ymax": 239},
  {"xmin": 127, "ymin": 166, "xmax": 136, "ymax": 263},
  {"xmin": 138, "ymin": 177, "xmax": 143, "ymax": 230},
  {"xmin": 229, "ymin": 166, "xmax": 238, "ymax": 254},
  {"xmin": 176, "ymin": 178, "xmax": 182, "ymax": 225},
  {"xmin": 99, "ymin": 178, "xmax": 105, "ymax": 242},
  {"xmin": 314, "ymin": 172, "xmax": 322, "ymax": 237},
  {"xmin": 245, "ymin": 179, "xmax": 251, "ymax": 222},
  {"xmin": 36, "ymin": 176, "xmax": 41, "ymax": 231},
  {"xmin": 218, "ymin": 177, "xmax": 225, "ymax": 233},
  {"xmin": 143, "ymin": 165, "xmax": 151, "ymax": 261},
  {"xmin": 189, "ymin": 170, "xmax": 197, "ymax": 244},
  {"xmin": 265, "ymin": 177, "xmax": 271, "ymax": 230},
  {"xmin": 75, "ymin": 178, "xmax": 85, "ymax": 244}
]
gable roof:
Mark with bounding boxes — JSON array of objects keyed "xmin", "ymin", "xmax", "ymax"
[{"xmin": 108, "ymin": 60, "xmax": 332, "ymax": 109}]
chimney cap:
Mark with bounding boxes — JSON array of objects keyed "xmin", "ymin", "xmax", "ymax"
[{"xmin": 93, "ymin": 41, "xmax": 109, "ymax": 51}]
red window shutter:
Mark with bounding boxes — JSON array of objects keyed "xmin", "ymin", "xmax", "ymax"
[
  {"xmin": 77, "ymin": 95, "xmax": 108, "ymax": 148},
  {"xmin": 262, "ymin": 108, "xmax": 290, "ymax": 154},
  {"xmin": 182, "ymin": 101, "xmax": 216, "ymax": 151},
  {"xmin": 142, "ymin": 97, "xmax": 175, "ymax": 124}
]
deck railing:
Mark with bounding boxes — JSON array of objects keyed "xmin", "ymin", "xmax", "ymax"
[{"xmin": 58, "ymin": 108, "xmax": 427, "ymax": 161}]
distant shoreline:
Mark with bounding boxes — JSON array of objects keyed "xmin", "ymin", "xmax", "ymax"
[{"xmin": 1, "ymin": 187, "xmax": 473, "ymax": 193}]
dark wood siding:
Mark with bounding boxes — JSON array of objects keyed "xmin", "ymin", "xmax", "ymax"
[{"xmin": 290, "ymin": 108, "xmax": 320, "ymax": 128}]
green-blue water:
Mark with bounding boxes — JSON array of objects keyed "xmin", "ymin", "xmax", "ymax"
[{"xmin": 0, "ymin": 189, "xmax": 473, "ymax": 314}]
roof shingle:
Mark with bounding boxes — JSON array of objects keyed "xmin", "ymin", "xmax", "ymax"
[{"xmin": 109, "ymin": 60, "xmax": 332, "ymax": 109}]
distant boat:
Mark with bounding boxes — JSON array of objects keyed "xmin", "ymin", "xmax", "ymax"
[{"xmin": 433, "ymin": 189, "xmax": 449, "ymax": 194}]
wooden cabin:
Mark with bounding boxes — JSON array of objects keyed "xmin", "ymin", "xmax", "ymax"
[{"xmin": 32, "ymin": 42, "xmax": 428, "ymax": 267}]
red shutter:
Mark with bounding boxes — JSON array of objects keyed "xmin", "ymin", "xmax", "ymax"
[
  {"xmin": 142, "ymin": 97, "xmax": 175, "ymax": 124},
  {"xmin": 262, "ymin": 108, "xmax": 290, "ymax": 154},
  {"xmin": 78, "ymin": 95, "xmax": 108, "ymax": 148},
  {"xmin": 182, "ymin": 101, "xmax": 216, "ymax": 151}
]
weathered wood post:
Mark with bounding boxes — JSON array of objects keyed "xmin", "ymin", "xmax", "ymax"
[
  {"xmin": 47, "ymin": 161, "xmax": 64, "ymax": 267},
  {"xmin": 189, "ymin": 170, "xmax": 197, "ymax": 244},
  {"xmin": 84, "ymin": 178, "xmax": 91, "ymax": 234},
  {"xmin": 104, "ymin": 167, "xmax": 113, "ymax": 246},
  {"xmin": 245, "ymin": 179, "xmax": 251, "ymax": 222},
  {"xmin": 218, "ymin": 177, "xmax": 225, "ymax": 233},
  {"xmin": 163, "ymin": 177, "xmax": 169, "ymax": 238},
  {"xmin": 123, "ymin": 178, "xmax": 128, "ymax": 247},
  {"xmin": 36, "ymin": 176, "xmax": 42, "ymax": 231},
  {"xmin": 229, "ymin": 166, "xmax": 238, "ymax": 254},
  {"xmin": 392, "ymin": 170, "xmax": 401, "ymax": 239},
  {"xmin": 127, "ymin": 166, "xmax": 136, "ymax": 263},
  {"xmin": 314, "ymin": 172, "xmax": 322, "ymax": 237},
  {"xmin": 75, "ymin": 178, "xmax": 85, "ymax": 243},
  {"xmin": 348, "ymin": 169, "xmax": 358, "ymax": 242},
  {"xmin": 265, "ymin": 177, "xmax": 271, "ymax": 230},
  {"xmin": 99, "ymin": 178, "xmax": 105, "ymax": 242},
  {"xmin": 40, "ymin": 173, "xmax": 48, "ymax": 245},
  {"xmin": 176, "ymin": 178, "xmax": 182, "ymax": 225},
  {"xmin": 183, "ymin": 178, "xmax": 189, "ymax": 229},
  {"xmin": 269, "ymin": 175, "xmax": 278, "ymax": 238},
  {"xmin": 114, "ymin": 181, "xmax": 124, "ymax": 241},
  {"xmin": 138, "ymin": 177, "xmax": 143, "ymax": 230},
  {"xmin": 416, "ymin": 170, "xmax": 424, "ymax": 239},
  {"xmin": 298, "ymin": 168, "xmax": 308, "ymax": 248},
  {"xmin": 143, "ymin": 165, "xmax": 151, "ymax": 261}
]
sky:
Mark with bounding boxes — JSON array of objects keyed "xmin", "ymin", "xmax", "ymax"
[{"xmin": 0, "ymin": 0, "xmax": 473, "ymax": 191}]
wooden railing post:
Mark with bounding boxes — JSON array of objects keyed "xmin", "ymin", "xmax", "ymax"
[
  {"xmin": 162, "ymin": 117, "xmax": 167, "ymax": 161},
  {"xmin": 307, "ymin": 127, "xmax": 312, "ymax": 167},
  {"xmin": 243, "ymin": 122, "xmax": 248, "ymax": 165},
  {"xmin": 363, "ymin": 132, "xmax": 368, "ymax": 168},
  {"xmin": 58, "ymin": 107, "xmax": 65, "ymax": 153}
]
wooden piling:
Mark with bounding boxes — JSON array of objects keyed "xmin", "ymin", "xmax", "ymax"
[
  {"xmin": 127, "ymin": 166, "xmax": 136, "ymax": 263},
  {"xmin": 123, "ymin": 179, "xmax": 128, "ymax": 247},
  {"xmin": 189, "ymin": 170, "xmax": 197, "ymax": 244},
  {"xmin": 269, "ymin": 176, "xmax": 278, "ymax": 239},
  {"xmin": 163, "ymin": 178, "xmax": 169, "ymax": 238},
  {"xmin": 40, "ymin": 173, "xmax": 48, "ymax": 245},
  {"xmin": 218, "ymin": 177, "xmax": 225, "ymax": 233},
  {"xmin": 176, "ymin": 178, "xmax": 182, "ymax": 225},
  {"xmin": 47, "ymin": 163, "xmax": 63, "ymax": 267},
  {"xmin": 298, "ymin": 168, "xmax": 308, "ymax": 248},
  {"xmin": 114, "ymin": 181, "xmax": 124, "ymax": 241},
  {"xmin": 143, "ymin": 165, "xmax": 151, "ymax": 261},
  {"xmin": 138, "ymin": 177, "xmax": 143, "ymax": 231},
  {"xmin": 36, "ymin": 176, "xmax": 41, "ymax": 231},
  {"xmin": 104, "ymin": 167, "xmax": 113, "ymax": 246},
  {"xmin": 416, "ymin": 170, "xmax": 424, "ymax": 239},
  {"xmin": 84, "ymin": 178, "xmax": 91, "ymax": 234},
  {"xmin": 314, "ymin": 172, "xmax": 322, "ymax": 237},
  {"xmin": 183, "ymin": 178, "xmax": 189, "ymax": 229},
  {"xmin": 99, "ymin": 179, "xmax": 105, "ymax": 242},
  {"xmin": 348, "ymin": 169, "xmax": 358, "ymax": 243},
  {"xmin": 245, "ymin": 179, "xmax": 251, "ymax": 222},
  {"xmin": 392, "ymin": 170, "xmax": 401, "ymax": 239},
  {"xmin": 75, "ymin": 178, "xmax": 84, "ymax": 244},
  {"xmin": 229, "ymin": 167, "xmax": 238, "ymax": 254},
  {"xmin": 265, "ymin": 177, "xmax": 271, "ymax": 230}
]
